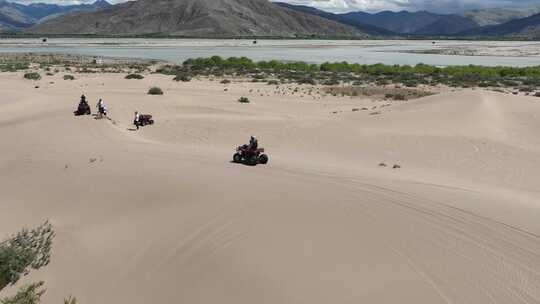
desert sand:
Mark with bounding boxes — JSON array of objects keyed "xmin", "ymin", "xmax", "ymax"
[{"xmin": 1, "ymin": 71, "xmax": 539, "ymax": 304}]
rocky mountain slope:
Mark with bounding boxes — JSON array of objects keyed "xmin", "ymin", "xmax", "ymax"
[
  {"xmin": 0, "ymin": 0, "xmax": 110, "ymax": 31},
  {"xmin": 28, "ymin": 0, "xmax": 367, "ymax": 37},
  {"xmin": 463, "ymin": 12, "xmax": 540, "ymax": 38}
]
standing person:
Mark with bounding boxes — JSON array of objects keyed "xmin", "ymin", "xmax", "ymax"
[
  {"xmin": 97, "ymin": 99, "xmax": 107, "ymax": 118},
  {"xmin": 134, "ymin": 111, "xmax": 140, "ymax": 130}
]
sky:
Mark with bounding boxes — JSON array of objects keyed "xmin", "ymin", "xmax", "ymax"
[{"xmin": 9, "ymin": 0, "xmax": 540, "ymax": 13}]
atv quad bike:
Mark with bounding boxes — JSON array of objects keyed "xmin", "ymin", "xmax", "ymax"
[
  {"xmin": 138, "ymin": 114, "xmax": 154, "ymax": 126},
  {"xmin": 74, "ymin": 102, "xmax": 91, "ymax": 116},
  {"xmin": 233, "ymin": 144, "xmax": 269, "ymax": 166}
]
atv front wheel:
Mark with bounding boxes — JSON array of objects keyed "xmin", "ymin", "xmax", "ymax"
[
  {"xmin": 259, "ymin": 154, "xmax": 269, "ymax": 165},
  {"xmin": 233, "ymin": 153, "xmax": 242, "ymax": 163}
]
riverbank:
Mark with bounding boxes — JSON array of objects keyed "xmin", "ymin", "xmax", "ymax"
[{"xmin": 1, "ymin": 39, "xmax": 539, "ymax": 66}]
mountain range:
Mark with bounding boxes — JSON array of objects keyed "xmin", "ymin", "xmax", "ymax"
[
  {"xmin": 1, "ymin": 0, "xmax": 539, "ymax": 38},
  {"xmin": 0, "ymin": 0, "xmax": 111, "ymax": 31},
  {"xmin": 279, "ymin": 3, "xmax": 540, "ymax": 37},
  {"xmin": 27, "ymin": 0, "xmax": 367, "ymax": 37}
]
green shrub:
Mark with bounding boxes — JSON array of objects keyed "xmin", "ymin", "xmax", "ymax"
[
  {"xmin": 322, "ymin": 78, "xmax": 339, "ymax": 86},
  {"xmin": 299, "ymin": 77, "xmax": 316, "ymax": 85},
  {"xmin": 0, "ymin": 222, "xmax": 54, "ymax": 291},
  {"xmin": 64, "ymin": 296, "xmax": 77, "ymax": 304},
  {"xmin": 23, "ymin": 73, "xmax": 41, "ymax": 81},
  {"xmin": 1, "ymin": 281, "xmax": 45, "ymax": 304},
  {"xmin": 173, "ymin": 74, "xmax": 191, "ymax": 82},
  {"xmin": 394, "ymin": 94, "xmax": 406, "ymax": 100},
  {"xmin": 63, "ymin": 75, "xmax": 75, "ymax": 81},
  {"xmin": 148, "ymin": 87, "xmax": 163, "ymax": 95},
  {"xmin": 267, "ymin": 80, "xmax": 279, "ymax": 85},
  {"xmin": 238, "ymin": 97, "xmax": 250, "ymax": 103},
  {"xmin": 125, "ymin": 73, "xmax": 144, "ymax": 80}
]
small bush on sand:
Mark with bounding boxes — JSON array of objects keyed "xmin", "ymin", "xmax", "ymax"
[
  {"xmin": 267, "ymin": 80, "xmax": 279, "ymax": 85},
  {"xmin": 125, "ymin": 73, "xmax": 144, "ymax": 80},
  {"xmin": 173, "ymin": 74, "xmax": 191, "ymax": 82},
  {"xmin": 535, "ymin": 92, "xmax": 540, "ymax": 97},
  {"xmin": 148, "ymin": 87, "xmax": 163, "ymax": 95},
  {"xmin": 63, "ymin": 75, "xmax": 75, "ymax": 81},
  {"xmin": 220, "ymin": 79, "xmax": 231, "ymax": 84},
  {"xmin": 238, "ymin": 97, "xmax": 250, "ymax": 103},
  {"xmin": 1, "ymin": 281, "xmax": 45, "ymax": 304},
  {"xmin": 23, "ymin": 73, "xmax": 41, "ymax": 81},
  {"xmin": 393, "ymin": 94, "xmax": 406, "ymax": 100},
  {"xmin": 0, "ymin": 221, "xmax": 54, "ymax": 291},
  {"xmin": 64, "ymin": 295, "xmax": 78, "ymax": 304}
]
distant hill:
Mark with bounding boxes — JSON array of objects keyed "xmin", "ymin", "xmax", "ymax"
[
  {"xmin": 338, "ymin": 10, "xmax": 480, "ymax": 35},
  {"xmin": 28, "ymin": 0, "xmax": 368, "ymax": 38},
  {"xmin": 413, "ymin": 14, "xmax": 479, "ymax": 35},
  {"xmin": 274, "ymin": 3, "xmax": 394, "ymax": 36},
  {"xmin": 339, "ymin": 10, "xmax": 441, "ymax": 34},
  {"xmin": 463, "ymin": 12, "xmax": 540, "ymax": 38},
  {"xmin": 462, "ymin": 7, "xmax": 540, "ymax": 27},
  {"xmin": 0, "ymin": 0, "xmax": 111, "ymax": 32}
]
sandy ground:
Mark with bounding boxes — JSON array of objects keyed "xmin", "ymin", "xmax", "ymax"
[{"xmin": 1, "ymin": 71, "xmax": 539, "ymax": 304}]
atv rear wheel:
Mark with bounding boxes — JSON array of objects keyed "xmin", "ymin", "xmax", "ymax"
[
  {"xmin": 259, "ymin": 154, "xmax": 269, "ymax": 165},
  {"xmin": 233, "ymin": 153, "xmax": 242, "ymax": 163}
]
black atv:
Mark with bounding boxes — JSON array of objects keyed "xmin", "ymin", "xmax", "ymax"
[
  {"xmin": 74, "ymin": 102, "xmax": 91, "ymax": 116},
  {"xmin": 233, "ymin": 145, "xmax": 269, "ymax": 166}
]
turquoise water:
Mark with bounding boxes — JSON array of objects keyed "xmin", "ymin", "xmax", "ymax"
[{"xmin": 0, "ymin": 38, "xmax": 539, "ymax": 67}]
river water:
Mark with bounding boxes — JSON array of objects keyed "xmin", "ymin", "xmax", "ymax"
[{"xmin": 0, "ymin": 38, "xmax": 539, "ymax": 67}]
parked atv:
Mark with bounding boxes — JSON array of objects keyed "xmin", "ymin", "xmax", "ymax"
[
  {"xmin": 74, "ymin": 102, "xmax": 91, "ymax": 116},
  {"xmin": 233, "ymin": 144, "xmax": 269, "ymax": 166},
  {"xmin": 138, "ymin": 114, "xmax": 154, "ymax": 126}
]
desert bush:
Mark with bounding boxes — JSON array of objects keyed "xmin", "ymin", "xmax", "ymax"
[
  {"xmin": 147, "ymin": 87, "xmax": 163, "ymax": 95},
  {"xmin": 519, "ymin": 86, "xmax": 533, "ymax": 92},
  {"xmin": 238, "ymin": 97, "xmax": 250, "ymax": 103},
  {"xmin": 0, "ymin": 222, "xmax": 54, "ymax": 291},
  {"xmin": 322, "ymin": 78, "xmax": 339, "ymax": 86},
  {"xmin": 0, "ymin": 63, "xmax": 29, "ymax": 72},
  {"xmin": 23, "ymin": 73, "xmax": 41, "ymax": 81},
  {"xmin": 535, "ymin": 92, "xmax": 540, "ymax": 97},
  {"xmin": 0, "ymin": 281, "xmax": 45, "ymax": 304},
  {"xmin": 267, "ymin": 80, "xmax": 279, "ymax": 85},
  {"xmin": 125, "ymin": 73, "xmax": 144, "ymax": 80},
  {"xmin": 299, "ymin": 77, "xmax": 316, "ymax": 85},
  {"xmin": 63, "ymin": 75, "xmax": 75, "ymax": 81},
  {"xmin": 220, "ymin": 79, "xmax": 231, "ymax": 84},
  {"xmin": 393, "ymin": 94, "xmax": 406, "ymax": 100},
  {"xmin": 63, "ymin": 296, "xmax": 77, "ymax": 304},
  {"xmin": 173, "ymin": 74, "xmax": 191, "ymax": 82}
]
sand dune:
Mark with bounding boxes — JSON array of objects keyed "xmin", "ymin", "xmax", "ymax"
[{"xmin": 1, "ymin": 72, "xmax": 539, "ymax": 304}]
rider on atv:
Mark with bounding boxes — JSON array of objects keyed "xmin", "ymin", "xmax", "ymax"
[
  {"xmin": 74, "ymin": 94, "xmax": 91, "ymax": 116},
  {"xmin": 248, "ymin": 136, "xmax": 258, "ymax": 151},
  {"xmin": 233, "ymin": 136, "xmax": 268, "ymax": 165},
  {"xmin": 80, "ymin": 95, "xmax": 88, "ymax": 107}
]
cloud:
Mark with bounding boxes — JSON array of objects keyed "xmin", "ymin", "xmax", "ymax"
[{"xmin": 9, "ymin": 0, "xmax": 540, "ymax": 13}]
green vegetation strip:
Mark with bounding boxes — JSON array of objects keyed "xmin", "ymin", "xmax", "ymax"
[{"xmin": 157, "ymin": 56, "xmax": 540, "ymax": 90}]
